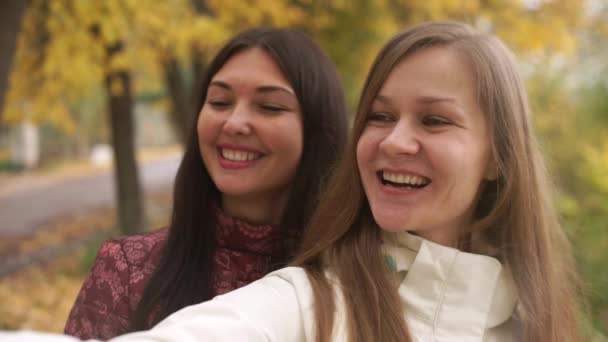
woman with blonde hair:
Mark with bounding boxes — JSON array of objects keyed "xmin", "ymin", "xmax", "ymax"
[
  {"xmin": 294, "ymin": 20, "xmax": 585, "ymax": 342},
  {"xmin": 1, "ymin": 21, "xmax": 585, "ymax": 342}
]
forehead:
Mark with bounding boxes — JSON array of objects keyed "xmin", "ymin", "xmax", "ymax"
[
  {"xmin": 378, "ymin": 46, "xmax": 477, "ymax": 103},
  {"xmin": 211, "ymin": 47, "xmax": 293, "ymax": 91}
]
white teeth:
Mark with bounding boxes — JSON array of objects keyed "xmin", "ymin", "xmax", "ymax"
[
  {"xmin": 382, "ymin": 171, "xmax": 429, "ymax": 186},
  {"xmin": 221, "ymin": 148, "xmax": 259, "ymax": 161}
]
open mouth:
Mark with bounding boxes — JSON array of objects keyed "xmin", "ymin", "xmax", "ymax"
[
  {"xmin": 377, "ymin": 170, "xmax": 431, "ymax": 189},
  {"xmin": 219, "ymin": 147, "xmax": 262, "ymax": 162}
]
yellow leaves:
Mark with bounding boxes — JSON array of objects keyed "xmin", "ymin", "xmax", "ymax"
[
  {"xmin": 109, "ymin": 77, "xmax": 124, "ymax": 97},
  {"xmin": 208, "ymin": 0, "xmax": 304, "ymax": 29},
  {"xmin": 582, "ymin": 139, "xmax": 608, "ymax": 194},
  {"xmin": 403, "ymin": 0, "xmax": 481, "ymax": 22},
  {"xmin": 30, "ymin": 96, "xmax": 76, "ymax": 134},
  {"xmin": 557, "ymin": 192, "xmax": 580, "ymax": 219},
  {"xmin": 188, "ymin": 17, "xmax": 231, "ymax": 51},
  {"xmin": 3, "ymin": 0, "xmax": 592, "ymax": 134},
  {"xmin": 108, "ymin": 51, "xmax": 130, "ymax": 73},
  {"xmin": 4, "ymin": 61, "xmax": 78, "ymax": 134},
  {"xmin": 387, "ymin": 0, "xmax": 584, "ymax": 56},
  {"xmin": 0, "ymin": 262, "xmax": 84, "ymax": 332},
  {"xmin": 483, "ymin": 0, "xmax": 583, "ymax": 55},
  {"xmin": 0, "ymin": 183, "xmax": 174, "ymax": 331},
  {"xmin": 3, "ymin": 0, "xmax": 121, "ymax": 132}
]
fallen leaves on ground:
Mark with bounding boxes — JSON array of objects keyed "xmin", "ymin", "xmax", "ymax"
[
  {"xmin": 0, "ymin": 190, "xmax": 172, "ymax": 332},
  {"xmin": 0, "ymin": 253, "xmax": 85, "ymax": 332}
]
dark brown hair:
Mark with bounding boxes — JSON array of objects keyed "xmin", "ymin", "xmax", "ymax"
[{"xmin": 132, "ymin": 27, "xmax": 348, "ymax": 330}]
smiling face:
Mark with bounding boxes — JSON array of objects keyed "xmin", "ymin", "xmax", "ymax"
[
  {"xmin": 356, "ymin": 46, "xmax": 495, "ymax": 246},
  {"xmin": 197, "ymin": 47, "xmax": 303, "ymax": 223}
]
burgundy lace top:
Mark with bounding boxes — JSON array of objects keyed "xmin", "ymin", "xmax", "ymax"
[{"xmin": 64, "ymin": 206, "xmax": 285, "ymax": 340}]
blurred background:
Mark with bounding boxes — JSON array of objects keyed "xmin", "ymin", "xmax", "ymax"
[{"xmin": 0, "ymin": 0, "xmax": 606, "ymax": 336}]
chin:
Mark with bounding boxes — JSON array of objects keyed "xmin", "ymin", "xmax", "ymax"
[
  {"xmin": 215, "ymin": 183, "xmax": 250, "ymax": 196},
  {"xmin": 373, "ymin": 216, "xmax": 410, "ymax": 233},
  {"xmin": 369, "ymin": 205, "xmax": 412, "ymax": 232}
]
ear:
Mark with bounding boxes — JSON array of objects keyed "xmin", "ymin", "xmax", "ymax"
[{"xmin": 483, "ymin": 159, "xmax": 499, "ymax": 181}]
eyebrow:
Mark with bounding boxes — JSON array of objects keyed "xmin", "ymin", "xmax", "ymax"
[
  {"xmin": 374, "ymin": 94, "xmax": 392, "ymax": 104},
  {"xmin": 209, "ymin": 81, "xmax": 296, "ymax": 97},
  {"xmin": 375, "ymin": 94, "xmax": 461, "ymax": 107},
  {"xmin": 416, "ymin": 95, "xmax": 459, "ymax": 105}
]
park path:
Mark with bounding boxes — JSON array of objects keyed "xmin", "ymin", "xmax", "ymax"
[{"xmin": 0, "ymin": 155, "xmax": 180, "ymax": 238}]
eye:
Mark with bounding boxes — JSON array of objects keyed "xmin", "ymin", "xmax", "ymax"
[
  {"xmin": 259, "ymin": 103, "xmax": 287, "ymax": 113},
  {"xmin": 422, "ymin": 115, "xmax": 451, "ymax": 127},
  {"xmin": 207, "ymin": 100, "xmax": 231, "ymax": 109},
  {"xmin": 367, "ymin": 112, "xmax": 394, "ymax": 123}
]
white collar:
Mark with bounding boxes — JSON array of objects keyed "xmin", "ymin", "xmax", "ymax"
[{"xmin": 382, "ymin": 231, "xmax": 518, "ymax": 338}]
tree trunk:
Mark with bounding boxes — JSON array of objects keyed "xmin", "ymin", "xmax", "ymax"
[
  {"xmin": 105, "ymin": 69, "xmax": 144, "ymax": 234},
  {"xmin": 160, "ymin": 0, "xmax": 211, "ymax": 146},
  {"xmin": 162, "ymin": 49, "xmax": 209, "ymax": 146},
  {"xmin": 163, "ymin": 57, "xmax": 192, "ymax": 145},
  {"xmin": 190, "ymin": 49, "xmax": 207, "ymax": 115},
  {"xmin": 190, "ymin": 0, "xmax": 211, "ymax": 116},
  {"xmin": 0, "ymin": 0, "xmax": 27, "ymax": 120}
]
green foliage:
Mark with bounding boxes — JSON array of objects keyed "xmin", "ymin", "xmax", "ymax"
[
  {"xmin": 79, "ymin": 236, "xmax": 107, "ymax": 275},
  {"xmin": 528, "ymin": 67, "xmax": 608, "ymax": 333}
]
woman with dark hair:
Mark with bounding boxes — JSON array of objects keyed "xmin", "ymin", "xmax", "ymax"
[{"xmin": 62, "ymin": 27, "xmax": 348, "ymax": 339}]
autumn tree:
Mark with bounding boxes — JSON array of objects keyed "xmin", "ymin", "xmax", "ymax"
[
  {"xmin": 297, "ymin": 0, "xmax": 585, "ymax": 108},
  {"xmin": 0, "ymin": 1, "xmax": 27, "ymax": 121},
  {"xmin": 79, "ymin": 2, "xmax": 145, "ymax": 234},
  {"xmin": 5, "ymin": 0, "xmax": 144, "ymax": 233},
  {"xmin": 2, "ymin": 0, "xmax": 305, "ymax": 234}
]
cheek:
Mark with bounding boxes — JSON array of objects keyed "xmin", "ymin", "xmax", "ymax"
[
  {"xmin": 293, "ymin": 121, "xmax": 304, "ymax": 155},
  {"xmin": 463, "ymin": 142, "xmax": 492, "ymax": 181},
  {"xmin": 430, "ymin": 135, "xmax": 474, "ymax": 169},
  {"xmin": 197, "ymin": 110, "xmax": 219, "ymax": 144},
  {"xmin": 356, "ymin": 134, "xmax": 375, "ymax": 187},
  {"xmin": 355, "ymin": 140, "xmax": 365, "ymax": 174},
  {"xmin": 285, "ymin": 134, "xmax": 304, "ymax": 168},
  {"xmin": 277, "ymin": 116, "xmax": 304, "ymax": 153},
  {"xmin": 437, "ymin": 140, "xmax": 489, "ymax": 194},
  {"xmin": 356, "ymin": 133, "xmax": 374, "ymax": 171}
]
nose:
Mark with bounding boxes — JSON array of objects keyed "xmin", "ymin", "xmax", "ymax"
[
  {"xmin": 378, "ymin": 119, "xmax": 421, "ymax": 156},
  {"xmin": 222, "ymin": 102, "xmax": 252, "ymax": 135}
]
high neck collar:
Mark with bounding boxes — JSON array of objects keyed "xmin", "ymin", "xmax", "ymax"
[
  {"xmin": 212, "ymin": 204, "xmax": 285, "ymax": 256},
  {"xmin": 381, "ymin": 231, "xmax": 518, "ymax": 335}
]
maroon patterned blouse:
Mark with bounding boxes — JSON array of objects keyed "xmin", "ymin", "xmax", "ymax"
[{"xmin": 64, "ymin": 206, "xmax": 285, "ymax": 340}]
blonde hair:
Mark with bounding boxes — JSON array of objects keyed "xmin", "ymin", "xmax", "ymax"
[{"xmin": 293, "ymin": 21, "xmax": 584, "ymax": 342}]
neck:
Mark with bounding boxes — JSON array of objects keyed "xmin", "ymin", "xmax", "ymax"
[
  {"xmin": 221, "ymin": 191, "xmax": 289, "ymax": 225},
  {"xmin": 414, "ymin": 208, "xmax": 476, "ymax": 248},
  {"xmin": 413, "ymin": 230, "xmax": 458, "ymax": 248}
]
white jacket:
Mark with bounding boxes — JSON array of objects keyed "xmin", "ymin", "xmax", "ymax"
[{"xmin": 1, "ymin": 232, "xmax": 519, "ymax": 342}]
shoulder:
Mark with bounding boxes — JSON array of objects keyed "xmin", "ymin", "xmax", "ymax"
[
  {"xmin": 264, "ymin": 267, "xmax": 312, "ymax": 295},
  {"xmin": 213, "ymin": 267, "xmax": 313, "ymax": 337},
  {"xmin": 64, "ymin": 229, "xmax": 168, "ymax": 339},
  {"xmin": 107, "ymin": 228, "xmax": 168, "ymax": 306},
  {"xmin": 112, "ymin": 228, "xmax": 168, "ymax": 268},
  {"xmin": 90, "ymin": 228, "xmax": 168, "ymax": 273},
  {"xmin": 91, "ymin": 228, "xmax": 168, "ymax": 307},
  {"xmin": 75, "ymin": 228, "xmax": 168, "ymax": 297},
  {"xmin": 153, "ymin": 267, "xmax": 311, "ymax": 341},
  {"xmin": 215, "ymin": 267, "xmax": 312, "ymax": 310}
]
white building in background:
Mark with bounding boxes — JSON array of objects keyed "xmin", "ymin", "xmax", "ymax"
[
  {"xmin": 9, "ymin": 120, "xmax": 39, "ymax": 169},
  {"xmin": 90, "ymin": 143, "xmax": 112, "ymax": 167}
]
